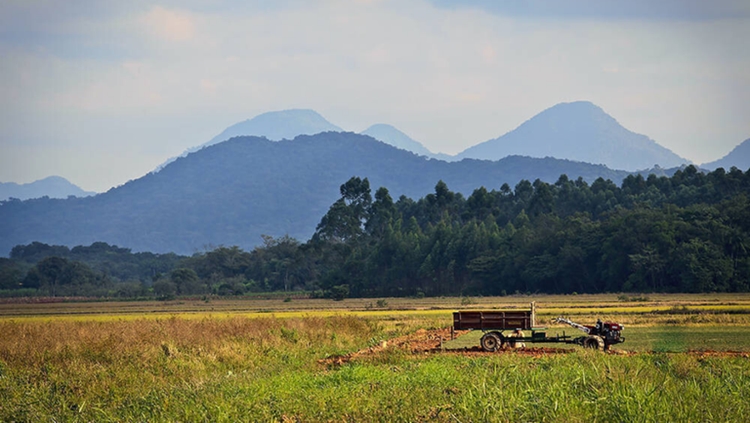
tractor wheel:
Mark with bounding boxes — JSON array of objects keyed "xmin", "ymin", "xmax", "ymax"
[
  {"xmin": 583, "ymin": 335, "xmax": 605, "ymax": 350},
  {"xmin": 480, "ymin": 333, "xmax": 502, "ymax": 352}
]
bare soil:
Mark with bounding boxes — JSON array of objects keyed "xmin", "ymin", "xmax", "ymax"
[{"xmin": 319, "ymin": 328, "xmax": 750, "ymax": 366}]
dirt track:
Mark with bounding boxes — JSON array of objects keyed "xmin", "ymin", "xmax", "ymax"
[{"xmin": 319, "ymin": 328, "xmax": 750, "ymax": 366}]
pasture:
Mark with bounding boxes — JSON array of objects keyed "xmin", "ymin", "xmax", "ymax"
[{"xmin": 1, "ymin": 294, "xmax": 749, "ymax": 421}]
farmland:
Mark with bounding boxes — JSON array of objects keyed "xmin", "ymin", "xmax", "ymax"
[{"xmin": 1, "ymin": 294, "xmax": 750, "ymax": 421}]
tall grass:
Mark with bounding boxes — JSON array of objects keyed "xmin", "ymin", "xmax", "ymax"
[{"xmin": 1, "ymin": 315, "xmax": 749, "ymax": 421}]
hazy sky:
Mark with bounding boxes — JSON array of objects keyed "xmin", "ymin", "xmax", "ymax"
[{"xmin": 1, "ymin": 0, "xmax": 749, "ymax": 192}]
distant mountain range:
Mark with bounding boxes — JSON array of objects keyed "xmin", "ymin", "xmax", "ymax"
[
  {"xmin": 154, "ymin": 109, "xmax": 344, "ymax": 171},
  {"xmin": 162, "ymin": 102, "xmax": 693, "ymax": 173},
  {"xmin": 0, "ymin": 176, "xmax": 94, "ymax": 201},
  {"xmin": 0, "ymin": 132, "xmax": 674, "ymax": 256},
  {"xmin": 455, "ymin": 101, "xmax": 690, "ymax": 171},
  {"xmin": 701, "ymin": 139, "xmax": 750, "ymax": 171}
]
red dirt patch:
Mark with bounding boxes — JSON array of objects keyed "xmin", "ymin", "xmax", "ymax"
[{"xmin": 685, "ymin": 350, "xmax": 750, "ymax": 358}]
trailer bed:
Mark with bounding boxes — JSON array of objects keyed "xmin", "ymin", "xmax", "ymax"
[{"xmin": 453, "ymin": 310, "xmax": 535, "ymax": 331}]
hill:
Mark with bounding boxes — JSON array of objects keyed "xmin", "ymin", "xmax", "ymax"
[
  {"xmin": 0, "ymin": 176, "xmax": 95, "ymax": 201},
  {"xmin": 206, "ymin": 109, "xmax": 343, "ymax": 146},
  {"xmin": 0, "ymin": 132, "xmax": 643, "ymax": 255},
  {"xmin": 456, "ymin": 101, "xmax": 689, "ymax": 170},
  {"xmin": 361, "ymin": 124, "xmax": 443, "ymax": 159},
  {"xmin": 702, "ymin": 139, "xmax": 750, "ymax": 171},
  {"xmin": 154, "ymin": 109, "xmax": 343, "ymax": 171}
]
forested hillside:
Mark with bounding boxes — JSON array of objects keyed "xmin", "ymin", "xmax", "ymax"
[
  {"xmin": 0, "ymin": 132, "xmax": 641, "ymax": 255},
  {"xmin": 3, "ymin": 165, "xmax": 749, "ymax": 298}
]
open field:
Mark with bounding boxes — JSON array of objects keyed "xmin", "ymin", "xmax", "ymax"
[
  {"xmin": 1, "ymin": 294, "xmax": 750, "ymax": 421},
  {"xmin": 445, "ymin": 326, "xmax": 750, "ymax": 352},
  {"xmin": 3, "ymin": 293, "xmax": 750, "ymax": 322}
]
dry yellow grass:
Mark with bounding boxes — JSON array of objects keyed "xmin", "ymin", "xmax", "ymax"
[{"xmin": 3, "ymin": 293, "xmax": 750, "ymax": 327}]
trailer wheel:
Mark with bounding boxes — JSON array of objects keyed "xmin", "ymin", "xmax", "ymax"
[
  {"xmin": 583, "ymin": 335, "xmax": 605, "ymax": 350},
  {"xmin": 480, "ymin": 333, "xmax": 502, "ymax": 352}
]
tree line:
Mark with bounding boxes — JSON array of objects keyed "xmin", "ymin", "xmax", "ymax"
[{"xmin": 2, "ymin": 165, "xmax": 749, "ymax": 298}]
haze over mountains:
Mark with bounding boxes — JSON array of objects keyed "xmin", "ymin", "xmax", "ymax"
[
  {"xmin": 0, "ymin": 176, "xmax": 94, "ymax": 201},
  {"xmin": 3, "ymin": 101, "xmax": 747, "ymax": 255},
  {"xmin": 455, "ymin": 101, "xmax": 690, "ymax": 170},
  {"xmin": 166, "ymin": 101, "xmax": 694, "ymax": 173},
  {"xmin": 154, "ymin": 109, "xmax": 344, "ymax": 171},
  {"xmin": 1, "ymin": 132, "xmax": 647, "ymax": 255},
  {"xmin": 360, "ymin": 124, "xmax": 434, "ymax": 157},
  {"xmin": 360, "ymin": 124, "xmax": 452, "ymax": 161},
  {"xmin": 701, "ymin": 139, "xmax": 750, "ymax": 171},
  {"xmin": 207, "ymin": 109, "xmax": 343, "ymax": 145}
]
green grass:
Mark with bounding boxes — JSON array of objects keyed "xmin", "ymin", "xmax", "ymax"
[
  {"xmin": 4, "ymin": 345, "xmax": 749, "ymax": 421},
  {"xmin": 445, "ymin": 325, "xmax": 750, "ymax": 353}
]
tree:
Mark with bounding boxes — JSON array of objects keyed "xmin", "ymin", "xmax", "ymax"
[
  {"xmin": 35, "ymin": 256, "xmax": 69, "ymax": 296},
  {"xmin": 0, "ymin": 258, "xmax": 25, "ymax": 290},
  {"xmin": 366, "ymin": 187, "xmax": 396, "ymax": 237},
  {"xmin": 152, "ymin": 278, "xmax": 177, "ymax": 299},
  {"xmin": 314, "ymin": 177, "xmax": 372, "ymax": 243},
  {"xmin": 170, "ymin": 268, "xmax": 204, "ymax": 295}
]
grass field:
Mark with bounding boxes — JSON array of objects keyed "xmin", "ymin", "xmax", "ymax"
[
  {"xmin": 445, "ymin": 325, "xmax": 750, "ymax": 352},
  {"xmin": 1, "ymin": 294, "xmax": 749, "ymax": 421}
]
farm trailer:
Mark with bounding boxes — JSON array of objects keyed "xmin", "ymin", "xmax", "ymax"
[{"xmin": 452, "ymin": 302, "xmax": 625, "ymax": 351}]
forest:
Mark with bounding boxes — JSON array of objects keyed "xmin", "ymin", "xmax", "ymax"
[{"xmin": 2, "ymin": 165, "xmax": 749, "ymax": 299}]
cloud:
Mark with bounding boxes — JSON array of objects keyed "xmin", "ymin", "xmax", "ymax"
[
  {"xmin": 429, "ymin": 0, "xmax": 750, "ymax": 21},
  {"xmin": 140, "ymin": 6, "xmax": 195, "ymax": 42}
]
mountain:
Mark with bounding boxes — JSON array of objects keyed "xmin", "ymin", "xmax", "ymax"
[
  {"xmin": 361, "ymin": 124, "xmax": 439, "ymax": 158},
  {"xmin": 206, "ymin": 109, "xmax": 343, "ymax": 145},
  {"xmin": 361, "ymin": 124, "xmax": 456, "ymax": 161},
  {"xmin": 154, "ymin": 109, "xmax": 343, "ymax": 171},
  {"xmin": 701, "ymin": 139, "xmax": 750, "ymax": 171},
  {"xmin": 456, "ymin": 101, "xmax": 690, "ymax": 171},
  {"xmin": 0, "ymin": 176, "xmax": 95, "ymax": 201},
  {"xmin": 1, "ymin": 132, "xmax": 643, "ymax": 255}
]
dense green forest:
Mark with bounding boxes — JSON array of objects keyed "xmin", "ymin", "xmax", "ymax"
[{"xmin": 2, "ymin": 165, "xmax": 749, "ymax": 299}]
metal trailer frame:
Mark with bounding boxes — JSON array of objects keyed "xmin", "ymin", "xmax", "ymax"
[{"xmin": 452, "ymin": 302, "xmax": 624, "ymax": 351}]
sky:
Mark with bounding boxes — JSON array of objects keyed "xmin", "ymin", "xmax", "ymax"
[{"xmin": 1, "ymin": 0, "xmax": 749, "ymax": 192}]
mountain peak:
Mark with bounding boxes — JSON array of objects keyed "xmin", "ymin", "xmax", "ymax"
[
  {"xmin": 526, "ymin": 101, "xmax": 617, "ymax": 129},
  {"xmin": 0, "ymin": 176, "xmax": 95, "ymax": 201},
  {"xmin": 456, "ymin": 101, "xmax": 689, "ymax": 170},
  {"xmin": 702, "ymin": 138, "xmax": 750, "ymax": 171},
  {"xmin": 153, "ymin": 109, "xmax": 344, "ymax": 173},
  {"xmin": 360, "ymin": 124, "xmax": 434, "ymax": 157},
  {"xmin": 209, "ymin": 109, "xmax": 343, "ymax": 145}
]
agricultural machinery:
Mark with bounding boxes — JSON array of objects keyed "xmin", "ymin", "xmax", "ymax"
[{"xmin": 452, "ymin": 302, "xmax": 625, "ymax": 351}]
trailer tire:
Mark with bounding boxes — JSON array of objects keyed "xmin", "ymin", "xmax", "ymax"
[
  {"xmin": 480, "ymin": 333, "xmax": 502, "ymax": 352},
  {"xmin": 583, "ymin": 335, "xmax": 605, "ymax": 350}
]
